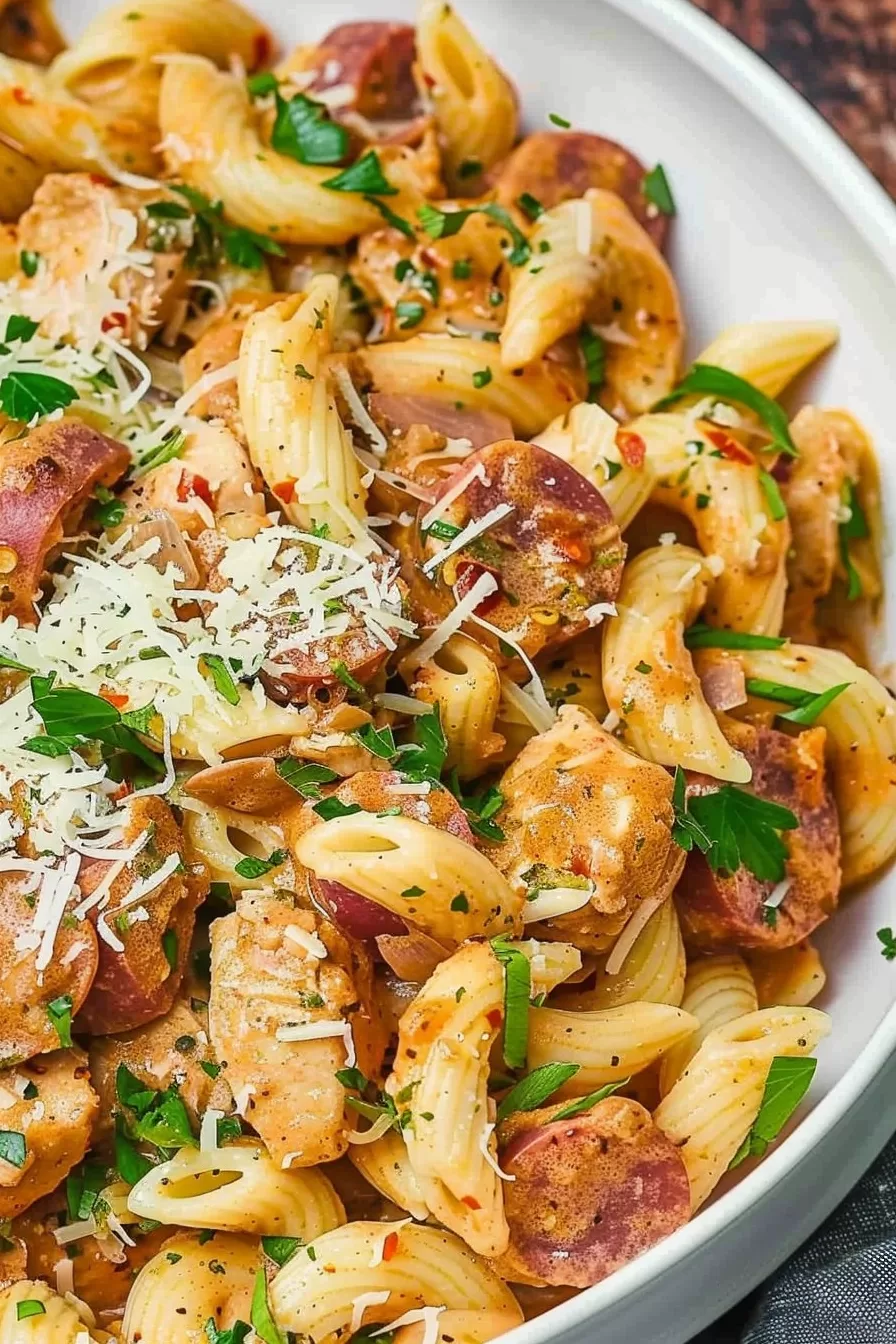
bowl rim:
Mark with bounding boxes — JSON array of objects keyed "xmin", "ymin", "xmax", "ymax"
[{"xmin": 505, "ymin": 1, "xmax": 896, "ymax": 1336}]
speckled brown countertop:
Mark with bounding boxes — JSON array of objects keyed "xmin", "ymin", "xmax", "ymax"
[{"xmin": 693, "ymin": 0, "xmax": 896, "ymax": 196}]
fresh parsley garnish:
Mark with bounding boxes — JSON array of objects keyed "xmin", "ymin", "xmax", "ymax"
[
  {"xmin": 247, "ymin": 71, "xmax": 278, "ymax": 97},
  {"xmin": 495, "ymin": 1062, "xmax": 580, "ymax": 1123},
  {"xmin": 0, "ymin": 371, "xmax": 77, "ymax": 422},
  {"xmin": 0, "ymin": 1130, "xmax": 26, "ymax": 1168},
  {"xmin": 262, "ymin": 1236, "xmax": 302, "ymax": 1267},
  {"xmin": 417, "ymin": 202, "xmax": 531, "ymax": 266},
  {"xmin": 16, "ymin": 1301, "xmax": 46, "ymax": 1320},
  {"xmin": 201, "ymin": 654, "xmax": 241, "ymax": 706},
  {"xmin": 395, "ymin": 300, "xmax": 426, "ymax": 330},
  {"xmin": 352, "ymin": 722, "xmax": 397, "ymax": 760},
  {"xmin": 47, "ymin": 994, "xmax": 73, "ymax": 1048},
  {"xmin": 491, "ymin": 938, "xmax": 530, "ymax": 1070},
  {"xmin": 551, "ymin": 1078, "xmax": 629, "ymax": 1121},
  {"xmin": 251, "ymin": 1267, "xmax": 287, "ymax": 1344},
  {"xmin": 396, "ymin": 705, "xmax": 447, "ymax": 783},
  {"xmin": 758, "ymin": 468, "xmax": 787, "ymax": 521},
  {"xmin": 838, "ymin": 479, "xmax": 869, "ymax": 601},
  {"xmin": 744, "ymin": 678, "xmax": 850, "ymax": 726},
  {"xmin": 364, "ymin": 195, "xmax": 415, "ymax": 238},
  {"xmin": 276, "ymin": 759, "xmax": 338, "ymax": 798},
  {"xmin": 312, "ymin": 797, "xmax": 363, "ymax": 821},
  {"xmin": 271, "ymin": 91, "xmax": 349, "ymax": 165},
  {"xmin": 675, "ymin": 779, "xmax": 799, "ymax": 883},
  {"xmin": 472, "ymin": 367, "xmax": 492, "ymax": 389},
  {"xmin": 548, "ymin": 112, "xmax": 571, "ymax": 127},
  {"xmin": 729, "ymin": 1056, "xmax": 817, "ymax": 1168},
  {"xmin": 4, "ymin": 314, "xmax": 37, "ymax": 343},
  {"xmin": 19, "ymin": 250, "xmax": 39, "ymax": 277},
  {"xmin": 233, "ymin": 849, "xmax": 287, "ymax": 879},
  {"xmin": 322, "ymin": 150, "xmax": 396, "ymax": 195},
  {"xmin": 654, "ymin": 364, "xmax": 797, "ymax": 458},
  {"xmin": 684, "ymin": 625, "xmax": 787, "ymax": 651},
  {"xmin": 93, "ymin": 484, "xmax": 126, "ymax": 530},
  {"xmin": 28, "ymin": 680, "xmax": 164, "ymax": 778},
  {"xmin": 642, "ymin": 163, "xmax": 676, "ymax": 216},
  {"xmin": 876, "ymin": 927, "xmax": 896, "ymax": 961},
  {"xmin": 579, "ymin": 322, "xmax": 606, "ymax": 400},
  {"xmin": 171, "ymin": 183, "xmax": 285, "ymax": 270},
  {"xmin": 516, "ymin": 192, "xmax": 544, "ymax": 221}
]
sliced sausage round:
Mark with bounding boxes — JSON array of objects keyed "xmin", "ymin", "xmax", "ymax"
[
  {"xmin": 676, "ymin": 721, "xmax": 841, "ymax": 951},
  {"xmin": 305, "ymin": 22, "xmax": 421, "ymax": 123},
  {"xmin": 416, "ymin": 440, "xmax": 625, "ymax": 661},
  {"xmin": 369, "ymin": 394, "xmax": 514, "ymax": 451},
  {"xmin": 0, "ymin": 420, "xmax": 129, "ymax": 623},
  {"xmin": 490, "ymin": 131, "xmax": 669, "ymax": 248},
  {"xmin": 497, "ymin": 1094, "xmax": 691, "ymax": 1287}
]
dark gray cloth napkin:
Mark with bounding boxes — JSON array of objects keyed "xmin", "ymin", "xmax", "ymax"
[{"xmin": 693, "ymin": 1133, "xmax": 896, "ymax": 1344}]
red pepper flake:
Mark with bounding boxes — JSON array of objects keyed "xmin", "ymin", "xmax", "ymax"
[
  {"xmin": 101, "ymin": 311, "xmax": 127, "ymax": 333},
  {"xmin": 701, "ymin": 425, "xmax": 754, "ymax": 466},
  {"xmin": 272, "ymin": 479, "xmax": 297, "ymax": 504},
  {"xmin": 616, "ymin": 429, "xmax": 646, "ymax": 469},
  {"xmin": 252, "ymin": 30, "xmax": 272, "ymax": 69},
  {"xmin": 112, "ymin": 781, "xmax": 133, "ymax": 802},
  {"xmin": 381, "ymin": 1231, "xmax": 399, "ymax": 1261},
  {"xmin": 99, "ymin": 688, "xmax": 129, "ymax": 709},
  {"xmin": 422, "ymin": 71, "xmax": 436, "ymax": 88},
  {"xmin": 486, "ymin": 1008, "xmax": 503, "ymax": 1028},
  {"xmin": 89, "ymin": 173, "xmax": 110, "ymax": 187},
  {"xmin": 461, "ymin": 1195, "xmax": 481, "ymax": 1210},
  {"xmin": 11, "ymin": 87, "xmax": 33, "ymax": 105},
  {"xmin": 177, "ymin": 471, "xmax": 214, "ymax": 509},
  {"xmin": 454, "ymin": 561, "xmax": 502, "ymax": 616}
]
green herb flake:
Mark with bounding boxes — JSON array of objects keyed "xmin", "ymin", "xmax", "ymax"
[
  {"xmin": 0, "ymin": 1131, "xmax": 26, "ymax": 1169},
  {"xmin": 353, "ymin": 722, "xmax": 396, "ymax": 760},
  {"xmin": 401, "ymin": 886, "xmax": 424, "ymax": 899},
  {"xmin": 201, "ymin": 1060, "xmax": 222, "ymax": 1079},
  {"xmin": 452, "ymin": 258, "xmax": 472, "ymax": 281},
  {"xmin": 551, "ymin": 1078, "xmax": 629, "ymax": 1121},
  {"xmin": 201, "ymin": 654, "xmax": 241, "ymax": 706},
  {"xmin": 395, "ymin": 300, "xmax": 426, "ymax": 330},
  {"xmin": 450, "ymin": 893, "xmax": 469, "ymax": 913},
  {"xmin": 579, "ymin": 323, "xmax": 606, "ymax": 401},
  {"xmin": 642, "ymin": 163, "xmax": 676, "ymax": 216},
  {"xmin": 684, "ymin": 624, "xmax": 787, "ymax": 651},
  {"xmin": 16, "ymin": 1301, "xmax": 46, "ymax": 1320},
  {"xmin": 744, "ymin": 678, "xmax": 850, "ymax": 726},
  {"xmin": 262, "ymin": 1235, "xmax": 302, "ymax": 1267},
  {"xmin": 364, "ymin": 195, "xmax": 415, "ymax": 239},
  {"xmin": 729, "ymin": 1056, "xmax": 817, "ymax": 1168},
  {"xmin": 491, "ymin": 939, "xmax": 530, "ymax": 1070},
  {"xmin": 758, "ymin": 469, "xmax": 787, "ymax": 522},
  {"xmin": 250, "ymin": 1268, "xmax": 286, "ymax": 1344},
  {"xmin": 233, "ymin": 849, "xmax": 288, "ymax": 880},
  {"xmin": 161, "ymin": 929, "xmax": 178, "ymax": 971},
  {"xmin": 654, "ymin": 364, "xmax": 797, "ymax": 458},
  {"xmin": 271, "ymin": 91, "xmax": 349, "ymax": 166},
  {"xmin": 417, "ymin": 202, "xmax": 530, "ymax": 266},
  {"xmin": 495, "ymin": 1062, "xmax": 580, "ymax": 1122},
  {"xmin": 548, "ymin": 112, "xmax": 571, "ymax": 127},
  {"xmin": 838, "ymin": 479, "xmax": 869, "ymax": 601},
  {"xmin": 19, "ymin": 250, "xmax": 39, "ymax": 278},
  {"xmin": 312, "ymin": 797, "xmax": 363, "ymax": 821},
  {"xmin": 275, "ymin": 759, "xmax": 338, "ymax": 799},
  {"xmin": 47, "ymin": 993, "xmax": 73, "ymax": 1048},
  {"xmin": 876, "ymin": 927, "xmax": 896, "ymax": 961},
  {"xmin": 322, "ymin": 150, "xmax": 396, "ymax": 195},
  {"xmin": 247, "ymin": 71, "xmax": 278, "ymax": 97},
  {"xmin": 472, "ymin": 367, "xmax": 492, "ymax": 389},
  {"xmin": 516, "ymin": 192, "xmax": 544, "ymax": 221}
]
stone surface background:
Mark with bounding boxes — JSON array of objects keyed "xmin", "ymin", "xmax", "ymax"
[{"xmin": 694, "ymin": 0, "xmax": 896, "ymax": 196}]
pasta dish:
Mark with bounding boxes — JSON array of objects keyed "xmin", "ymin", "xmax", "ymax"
[{"xmin": 0, "ymin": 0, "xmax": 889, "ymax": 1339}]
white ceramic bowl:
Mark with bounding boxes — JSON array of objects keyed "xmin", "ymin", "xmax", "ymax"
[{"xmin": 52, "ymin": 0, "xmax": 896, "ymax": 1338}]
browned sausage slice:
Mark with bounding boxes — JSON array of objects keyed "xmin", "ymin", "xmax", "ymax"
[
  {"xmin": 369, "ymin": 394, "xmax": 514, "ymax": 451},
  {"xmin": 416, "ymin": 440, "xmax": 625, "ymax": 661},
  {"xmin": 305, "ymin": 22, "xmax": 420, "ymax": 122},
  {"xmin": 76, "ymin": 797, "xmax": 207, "ymax": 1035},
  {"xmin": 0, "ymin": 420, "xmax": 129, "ymax": 623},
  {"xmin": 0, "ymin": 871, "xmax": 98, "ymax": 1066},
  {"xmin": 491, "ymin": 131, "xmax": 669, "ymax": 248},
  {"xmin": 676, "ymin": 721, "xmax": 841, "ymax": 951},
  {"xmin": 496, "ymin": 1094, "xmax": 690, "ymax": 1287}
]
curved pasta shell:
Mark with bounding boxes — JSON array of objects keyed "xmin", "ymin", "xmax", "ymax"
[
  {"xmin": 534, "ymin": 400, "xmax": 656, "ymax": 532},
  {"xmin": 126, "ymin": 1140, "xmax": 346, "ymax": 1237},
  {"xmin": 556, "ymin": 898, "xmax": 685, "ymax": 1010},
  {"xmin": 736, "ymin": 644, "xmax": 896, "ymax": 886},
  {"xmin": 354, "ymin": 335, "xmax": 581, "ymax": 437},
  {"xmin": 294, "ymin": 812, "xmax": 524, "ymax": 941},
  {"xmin": 658, "ymin": 952, "xmax": 758, "ymax": 1096},
  {"xmin": 653, "ymin": 1006, "xmax": 830, "ymax": 1209},
  {"xmin": 401, "ymin": 633, "xmax": 504, "ymax": 781},
  {"xmin": 239, "ymin": 280, "xmax": 368, "ymax": 544},
  {"xmin": 348, "ymin": 1128, "xmax": 430, "ymax": 1222},
  {"xmin": 171, "ymin": 685, "xmax": 306, "ymax": 762},
  {"xmin": 122, "ymin": 1231, "xmax": 259, "ymax": 1344},
  {"xmin": 746, "ymin": 941, "xmax": 827, "ymax": 1010},
  {"xmin": 526, "ymin": 1000, "xmax": 699, "ymax": 1092},
  {"xmin": 270, "ymin": 1221, "xmax": 520, "ymax": 1344},
  {"xmin": 501, "ymin": 189, "xmax": 684, "ymax": 417},
  {"xmin": 389, "ymin": 941, "xmax": 509, "ymax": 1256},
  {"xmin": 0, "ymin": 1279, "xmax": 110, "ymax": 1343},
  {"xmin": 602, "ymin": 544, "xmax": 752, "ymax": 782},
  {"xmin": 416, "ymin": 0, "xmax": 517, "ymax": 193},
  {"xmin": 157, "ymin": 58, "xmax": 406, "ymax": 245},
  {"xmin": 694, "ymin": 320, "xmax": 838, "ymax": 398},
  {"xmin": 181, "ymin": 800, "xmax": 289, "ymax": 892},
  {"xmin": 395, "ymin": 1308, "xmax": 524, "ymax": 1344}
]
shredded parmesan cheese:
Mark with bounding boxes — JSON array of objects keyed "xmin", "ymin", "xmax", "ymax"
[
  {"xmin": 421, "ymin": 502, "xmax": 515, "ymax": 576},
  {"xmin": 284, "ymin": 924, "xmax": 328, "ymax": 960},
  {"xmin": 200, "ymin": 1107, "xmax": 223, "ymax": 1152},
  {"xmin": 523, "ymin": 883, "xmax": 595, "ymax": 923},
  {"xmin": 419, "ymin": 461, "xmax": 487, "ymax": 531},
  {"xmin": 351, "ymin": 1291, "xmax": 392, "ymax": 1333},
  {"xmin": 373, "ymin": 1307, "xmax": 446, "ymax": 1344}
]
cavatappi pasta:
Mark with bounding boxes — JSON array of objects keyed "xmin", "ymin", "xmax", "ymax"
[{"xmin": 0, "ymin": 0, "xmax": 884, "ymax": 1336}]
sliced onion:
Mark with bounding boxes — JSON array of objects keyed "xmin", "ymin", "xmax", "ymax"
[
  {"xmin": 316, "ymin": 880, "xmax": 407, "ymax": 940},
  {"xmin": 699, "ymin": 659, "xmax": 747, "ymax": 712},
  {"xmin": 375, "ymin": 929, "xmax": 452, "ymax": 982},
  {"xmin": 124, "ymin": 508, "xmax": 200, "ymax": 587}
]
